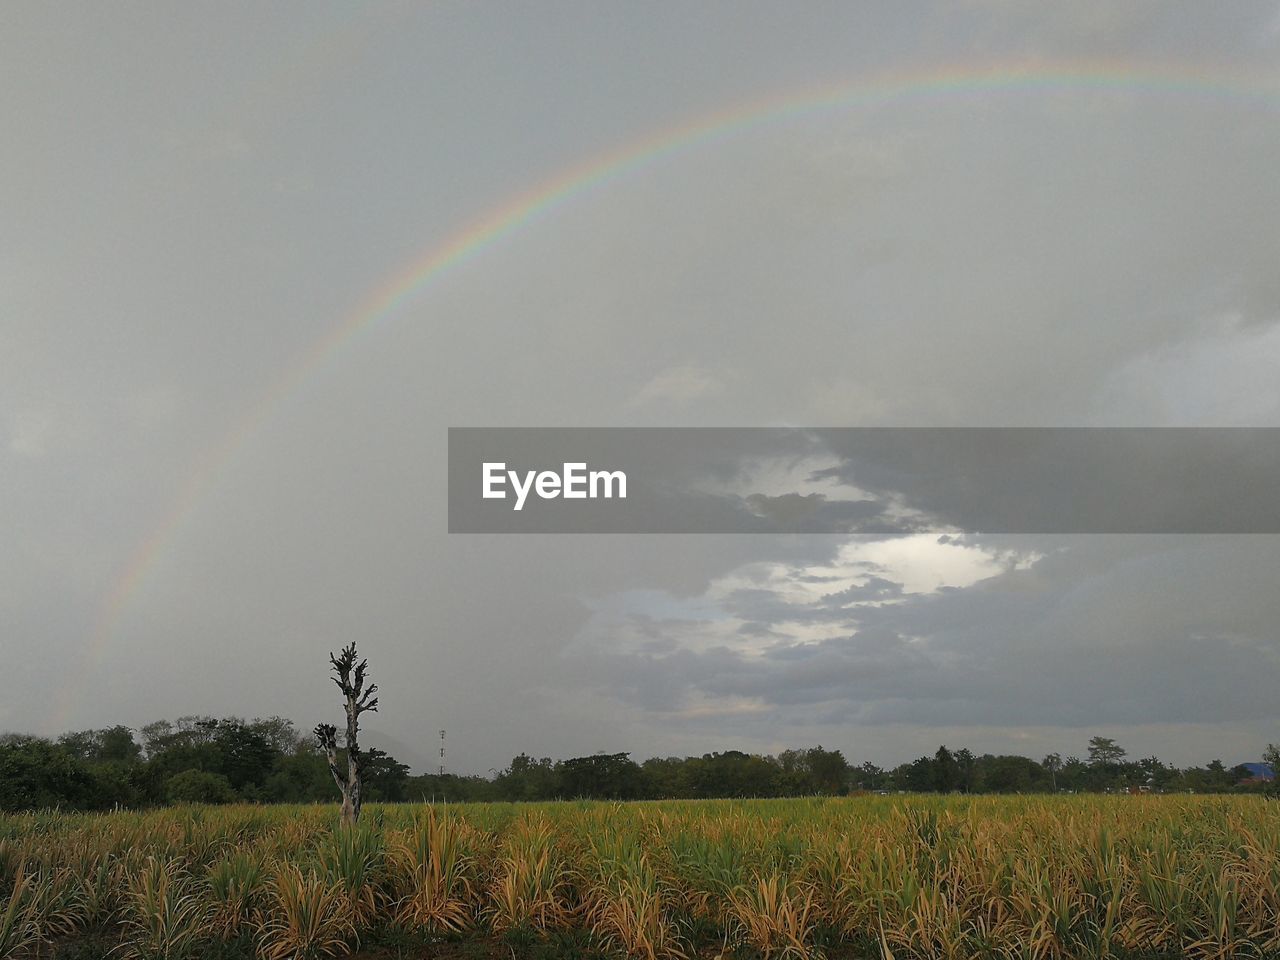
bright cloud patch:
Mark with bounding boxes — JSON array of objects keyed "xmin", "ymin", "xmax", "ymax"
[
  {"xmin": 562, "ymin": 536, "xmax": 1280, "ymax": 734},
  {"xmin": 574, "ymin": 534, "xmax": 1035, "ymax": 664}
]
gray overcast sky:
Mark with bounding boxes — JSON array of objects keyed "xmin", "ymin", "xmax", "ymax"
[{"xmin": 3, "ymin": 2, "xmax": 1280, "ymax": 772}]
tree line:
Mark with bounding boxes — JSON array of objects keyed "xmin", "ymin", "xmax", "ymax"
[{"xmin": 1, "ymin": 721, "xmax": 1273, "ymax": 812}]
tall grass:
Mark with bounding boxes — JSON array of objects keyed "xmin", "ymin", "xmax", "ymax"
[
  {"xmin": 118, "ymin": 856, "xmax": 209, "ymax": 960},
  {"xmin": 1, "ymin": 795, "xmax": 1279, "ymax": 958}
]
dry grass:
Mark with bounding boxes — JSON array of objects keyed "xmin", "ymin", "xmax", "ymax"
[{"xmin": 1, "ymin": 795, "xmax": 1279, "ymax": 958}]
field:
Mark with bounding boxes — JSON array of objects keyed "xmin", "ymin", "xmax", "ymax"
[{"xmin": 4, "ymin": 795, "xmax": 1280, "ymax": 960}]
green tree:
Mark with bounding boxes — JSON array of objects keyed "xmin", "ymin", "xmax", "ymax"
[
  {"xmin": 640, "ymin": 756, "xmax": 690, "ymax": 798},
  {"xmin": 1058, "ymin": 755, "xmax": 1087, "ymax": 792},
  {"xmin": 1206, "ymin": 759, "xmax": 1235, "ymax": 791},
  {"xmin": 134, "ymin": 734, "xmax": 223, "ymax": 804},
  {"xmin": 166, "ymin": 769, "xmax": 236, "ymax": 804},
  {"xmin": 361, "ymin": 747, "xmax": 411, "ymax": 801},
  {"xmin": 687, "ymin": 751, "xmax": 781, "ymax": 798},
  {"xmin": 405, "ymin": 772, "xmax": 495, "ymax": 802},
  {"xmin": 1264, "ymin": 744, "xmax": 1280, "ymax": 796},
  {"xmin": 251, "ymin": 716, "xmax": 305, "ymax": 754},
  {"xmin": 496, "ymin": 753, "xmax": 561, "ymax": 800},
  {"xmin": 805, "ymin": 746, "xmax": 850, "ymax": 795},
  {"xmin": 57, "ymin": 725, "xmax": 141, "ymax": 764},
  {"xmin": 139, "ymin": 720, "xmax": 175, "ymax": 757},
  {"xmin": 0, "ymin": 739, "xmax": 99, "ymax": 811},
  {"xmin": 901, "ymin": 756, "xmax": 935, "ymax": 792},
  {"xmin": 954, "ymin": 748, "xmax": 976, "ymax": 793},
  {"xmin": 854, "ymin": 762, "xmax": 888, "ymax": 791},
  {"xmin": 262, "ymin": 751, "xmax": 333, "ymax": 802},
  {"xmin": 975, "ymin": 754, "xmax": 1042, "ymax": 793},
  {"xmin": 213, "ymin": 719, "xmax": 282, "ymax": 790},
  {"xmin": 1087, "ymin": 736, "xmax": 1126, "ymax": 766},
  {"xmin": 775, "ymin": 746, "xmax": 849, "ymax": 794},
  {"xmin": 559, "ymin": 752, "xmax": 645, "ymax": 799},
  {"xmin": 934, "ymin": 745, "xmax": 958, "ymax": 793}
]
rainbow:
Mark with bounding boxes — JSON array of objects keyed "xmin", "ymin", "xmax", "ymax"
[{"xmin": 54, "ymin": 58, "xmax": 1280, "ymax": 731}]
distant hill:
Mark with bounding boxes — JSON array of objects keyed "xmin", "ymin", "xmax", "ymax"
[{"xmin": 1238, "ymin": 762, "xmax": 1275, "ymax": 781}]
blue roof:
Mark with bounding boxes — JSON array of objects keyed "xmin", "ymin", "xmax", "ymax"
[{"xmin": 1239, "ymin": 762, "xmax": 1275, "ymax": 780}]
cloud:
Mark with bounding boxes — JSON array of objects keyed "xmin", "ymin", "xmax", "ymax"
[
  {"xmin": 562, "ymin": 536, "xmax": 1280, "ymax": 739},
  {"xmin": 627, "ymin": 365, "xmax": 727, "ymax": 408},
  {"xmin": 7, "ymin": 411, "xmax": 52, "ymax": 459},
  {"xmin": 1093, "ymin": 316, "xmax": 1280, "ymax": 425},
  {"xmin": 4, "ymin": 2, "xmax": 1280, "ymax": 770}
]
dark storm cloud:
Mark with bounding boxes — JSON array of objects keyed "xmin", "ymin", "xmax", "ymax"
[
  {"xmin": 564, "ymin": 536, "xmax": 1280, "ymax": 735},
  {"xmin": 819, "ymin": 576, "xmax": 904, "ymax": 605},
  {"xmin": 741, "ymin": 492, "xmax": 903, "ymax": 532},
  {"xmin": 4, "ymin": 1, "xmax": 1280, "ymax": 769},
  {"xmin": 809, "ymin": 429, "xmax": 1280, "ymax": 535}
]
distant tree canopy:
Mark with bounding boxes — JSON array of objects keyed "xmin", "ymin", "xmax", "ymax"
[
  {"xmin": 58, "ymin": 725, "xmax": 142, "ymax": 765},
  {"xmin": 1088, "ymin": 736, "xmax": 1128, "ymax": 766},
  {"xmin": 559, "ymin": 752, "xmax": 646, "ymax": 800},
  {"xmin": 0, "ymin": 737, "xmax": 100, "ymax": 811},
  {"xmin": 166, "ymin": 768, "xmax": 237, "ymax": 805},
  {"xmin": 0, "ymin": 722, "xmax": 1272, "ymax": 812}
]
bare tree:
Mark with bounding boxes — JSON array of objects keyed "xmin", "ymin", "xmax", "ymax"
[
  {"xmin": 1042, "ymin": 752, "xmax": 1062, "ymax": 793},
  {"xmin": 314, "ymin": 643, "xmax": 379, "ymax": 826}
]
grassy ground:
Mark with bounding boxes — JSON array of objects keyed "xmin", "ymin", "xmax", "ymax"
[{"xmin": 4, "ymin": 795, "xmax": 1278, "ymax": 958}]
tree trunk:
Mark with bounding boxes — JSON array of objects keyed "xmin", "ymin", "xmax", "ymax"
[
  {"xmin": 315, "ymin": 643, "xmax": 378, "ymax": 827},
  {"xmin": 343, "ymin": 681, "xmax": 363, "ymax": 825}
]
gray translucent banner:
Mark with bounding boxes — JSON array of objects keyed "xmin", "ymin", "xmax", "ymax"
[{"xmin": 448, "ymin": 428, "xmax": 1280, "ymax": 533}]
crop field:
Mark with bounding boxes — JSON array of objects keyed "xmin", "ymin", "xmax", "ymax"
[{"xmin": 3, "ymin": 795, "xmax": 1280, "ymax": 960}]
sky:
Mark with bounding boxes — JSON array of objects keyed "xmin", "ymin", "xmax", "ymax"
[{"xmin": 3, "ymin": 2, "xmax": 1280, "ymax": 773}]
